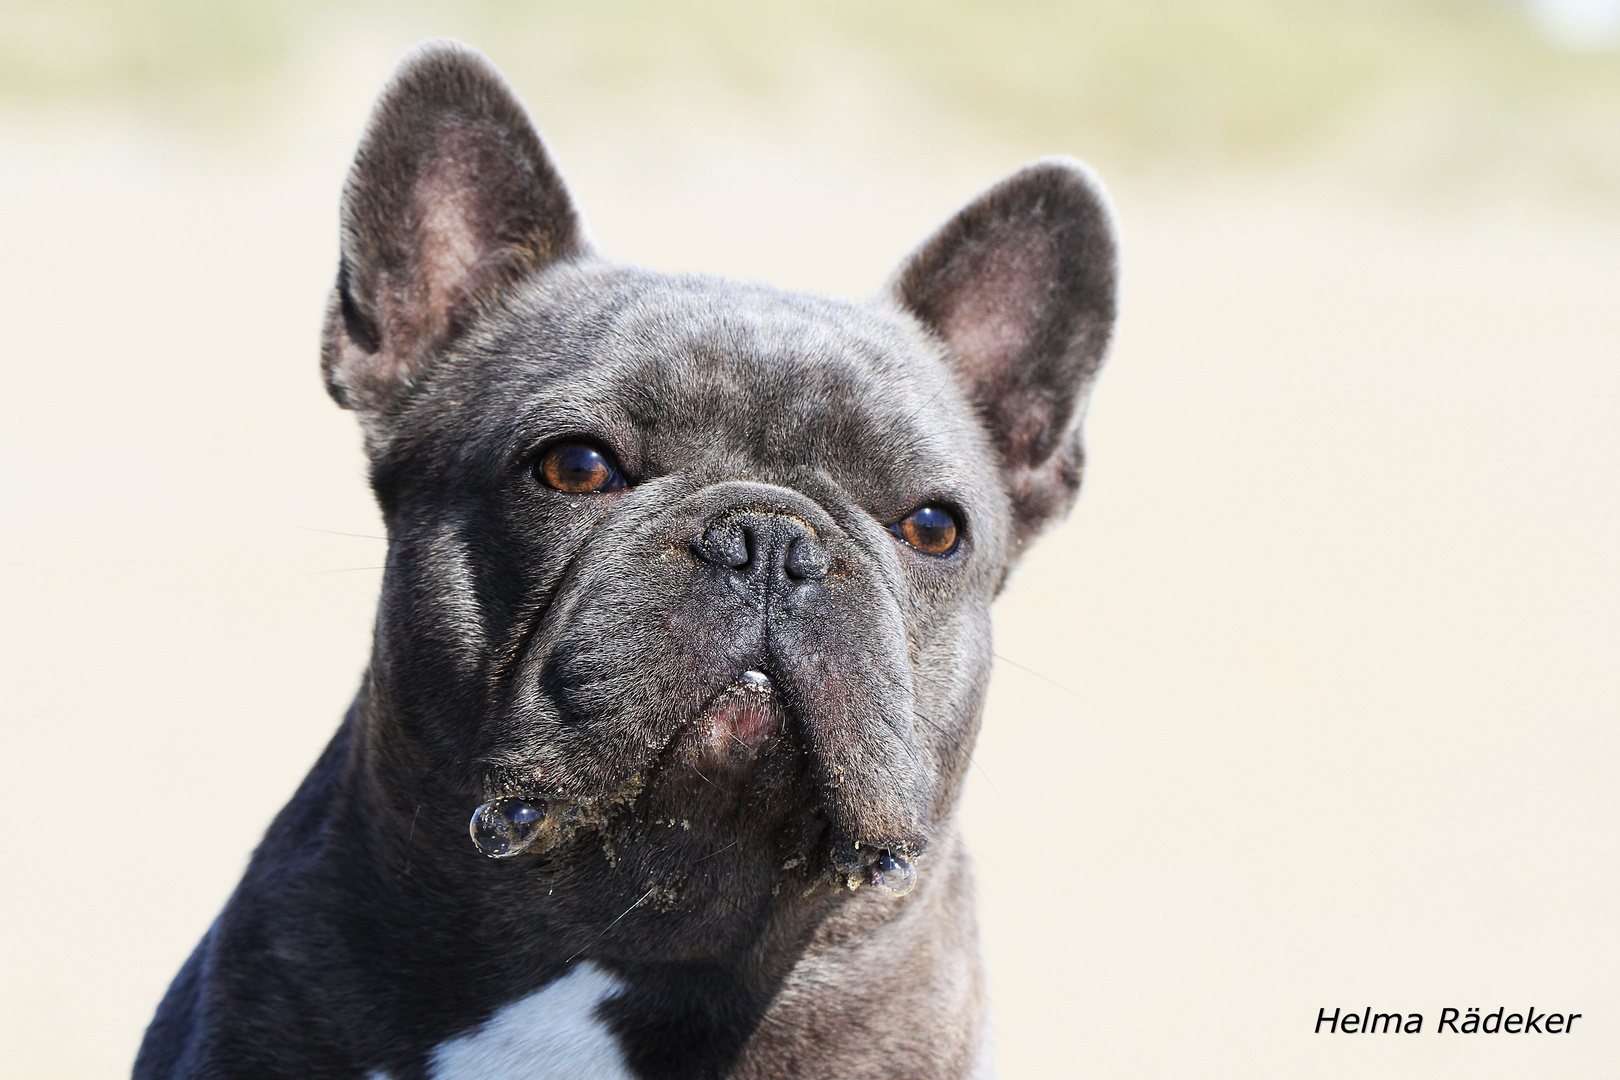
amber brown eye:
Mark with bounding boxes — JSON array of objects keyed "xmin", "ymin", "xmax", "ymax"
[
  {"xmin": 535, "ymin": 442, "xmax": 625, "ymax": 494},
  {"xmin": 891, "ymin": 505, "xmax": 959, "ymax": 556}
]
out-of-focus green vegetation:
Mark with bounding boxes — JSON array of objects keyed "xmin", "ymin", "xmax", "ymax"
[{"xmin": 2, "ymin": 0, "xmax": 1618, "ymax": 188}]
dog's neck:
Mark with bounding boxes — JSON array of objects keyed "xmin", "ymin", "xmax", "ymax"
[{"xmin": 292, "ymin": 688, "xmax": 959, "ymax": 1074}]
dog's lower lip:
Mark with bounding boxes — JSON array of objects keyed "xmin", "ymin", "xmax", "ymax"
[{"xmin": 692, "ymin": 673, "xmax": 781, "ymax": 753}]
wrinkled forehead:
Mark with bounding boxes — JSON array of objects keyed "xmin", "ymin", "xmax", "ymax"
[{"xmin": 441, "ymin": 270, "xmax": 996, "ymax": 499}]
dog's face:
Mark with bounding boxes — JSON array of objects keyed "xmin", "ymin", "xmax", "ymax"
[{"xmin": 323, "ymin": 42, "xmax": 1114, "ymax": 947}]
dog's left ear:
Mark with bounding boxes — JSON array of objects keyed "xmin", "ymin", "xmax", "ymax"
[
  {"xmin": 892, "ymin": 158, "xmax": 1118, "ymax": 549},
  {"xmin": 322, "ymin": 40, "xmax": 587, "ymax": 420}
]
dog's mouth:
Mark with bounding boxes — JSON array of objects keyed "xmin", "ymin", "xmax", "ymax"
[
  {"xmin": 674, "ymin": 669, "xmax": 784, "ymax": 767},
  {"xmin": 469, "ymin": 667, "xmax": 919, "ymax": 896}
]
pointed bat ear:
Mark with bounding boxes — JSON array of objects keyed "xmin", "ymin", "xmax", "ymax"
[
  {"xmin": 891, "ymin": 158, "xmax": 1118, "ymax": 549},
  {"xmin": 321, "ymin": 40, "xmax": 588, "ymax": 420}
]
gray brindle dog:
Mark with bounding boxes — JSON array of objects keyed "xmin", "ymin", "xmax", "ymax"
[{"xmin": 135, "ymin": 40, "xmax": 1117, "ymax": 1080}]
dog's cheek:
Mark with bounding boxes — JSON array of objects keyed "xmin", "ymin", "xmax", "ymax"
[
  {"xmin": 370, "ymin": 521, "xmax": 513, "ymax": 767},
  {"xmin": 414, "ymin": 518, "xmax": 492, "ymax": 674},
  {"xmin": 914, "ymin": 605, "xmax": 995, "ymax": 821}
]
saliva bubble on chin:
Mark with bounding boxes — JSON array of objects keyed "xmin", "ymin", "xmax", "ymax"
[
  {"xmin": 869, "ymin": 851, "xmax": 917, "ymax": 897},
  {"xmin": 469, "ymin": 797, "xmax": 548, "ymax": 858}
]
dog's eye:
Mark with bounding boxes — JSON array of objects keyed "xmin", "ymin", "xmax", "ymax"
[
  {"xmin": 535, "ymin": 442, "xmax": 626, "ymax": 494},
  {"xmin": 890, "ymin": 505, "xmax": 959, "ymax": 556}
]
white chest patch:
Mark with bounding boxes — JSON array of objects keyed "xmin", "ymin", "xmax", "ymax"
[{"xmin": 425, "ymin": 961, "xmax": 634, "ymax": 1080}]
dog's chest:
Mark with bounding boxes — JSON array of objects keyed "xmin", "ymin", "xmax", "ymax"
[{"xmin": 371, "ymin": 963, "xmax": 634, "ymax": 1080}]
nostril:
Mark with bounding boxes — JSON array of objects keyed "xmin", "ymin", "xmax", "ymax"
[
  {"xmin": 783, "ymin": 534, "xmax": 829, "ymax": 580},
  {"xmin": 694, "ymin": 525, "xmax": 749, "ymax": 569}
]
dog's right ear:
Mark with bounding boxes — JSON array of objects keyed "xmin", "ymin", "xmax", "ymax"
[
  {"xmin": 322, "ymin": 40, "xmax": 586, "ymax": 418},
  {"xmin": 891, "ymin": 158, "xmax": 1117, "ymax": 552}
]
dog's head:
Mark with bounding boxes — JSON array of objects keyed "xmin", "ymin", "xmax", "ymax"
[{"xmin": 324, "ymin": 42, "xmax": 1115, "ymax": 920}]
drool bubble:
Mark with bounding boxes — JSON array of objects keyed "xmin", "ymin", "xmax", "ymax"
[
  {"xmin": 869, "ymin": 851, "xmax": 916, "ymax": 897},
  {"xmin": 469, "ymin": 797, "xmax": 547, "ymax": 858}
]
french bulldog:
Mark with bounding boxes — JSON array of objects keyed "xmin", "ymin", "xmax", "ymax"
[{"xmin": 134, "ymin": 39, "xmax": 1117, "ymax": 1080}]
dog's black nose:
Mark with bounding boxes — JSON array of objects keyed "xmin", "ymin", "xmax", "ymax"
[{"xmin": 693, "ymin": 513, "xmax": 829, "ymax": 588}]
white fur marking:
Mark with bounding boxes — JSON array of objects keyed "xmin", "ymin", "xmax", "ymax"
[{"xmin": 429, "ymin": 962, "xmax": 633, "ymax": 1080}]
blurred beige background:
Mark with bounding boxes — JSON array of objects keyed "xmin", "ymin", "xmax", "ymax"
[{"xmin": 2, "ymin": 2, "xmax": 1616, "ymax": 1077}]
